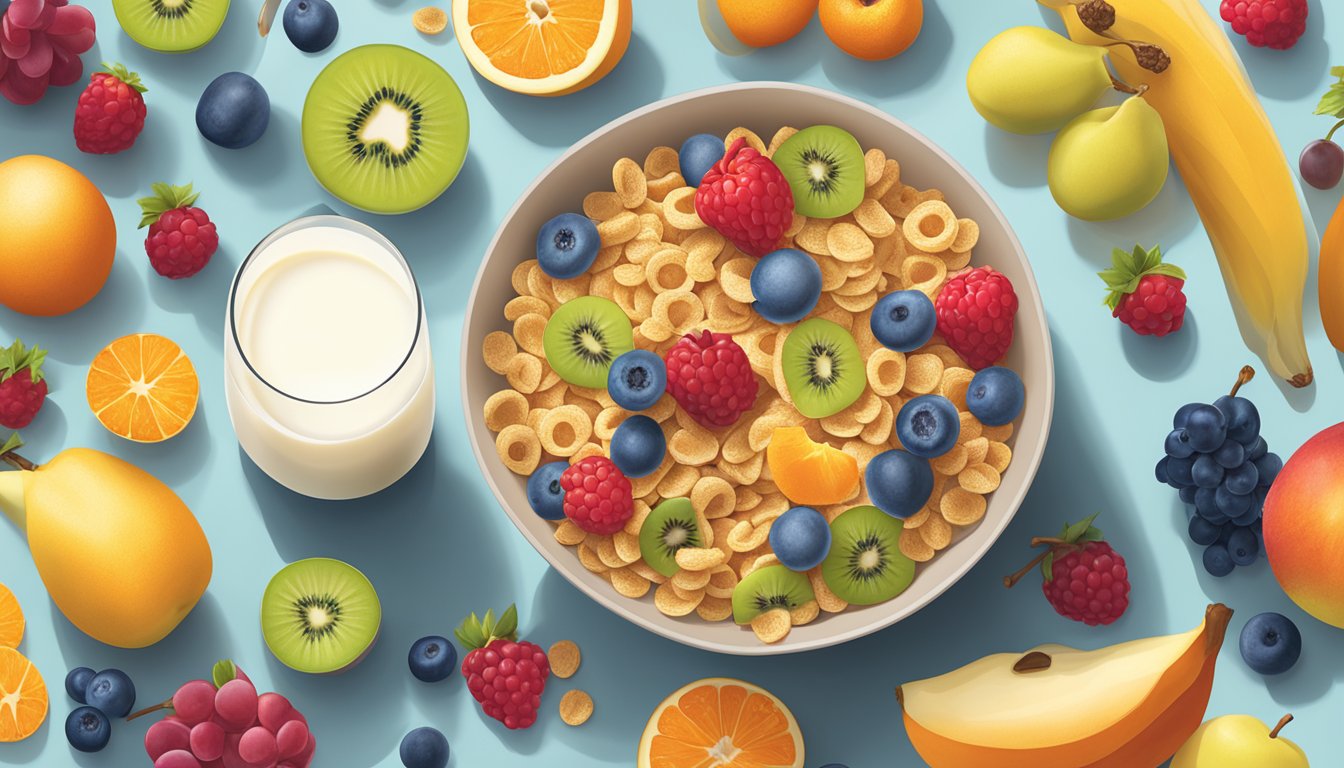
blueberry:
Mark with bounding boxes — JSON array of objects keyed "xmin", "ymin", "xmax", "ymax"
[
  {"xmin": 870, "ymin": 290, "xmax": 937, "ymax": 353},
  {"xmin": 751, "ymin": 248, "xmax": 822, "ymax": 323},
  {"xmin": 1211, "ymin": 438, "xmax": 1245, "ymax": 469},
  {"xmin": 610, "ymin": 415, "xmax": 666, "ymax": 478},
  {"xmin": 526, "ymin": 461, "xmax": 568, "ymax": 520},
  {"xmin": 85, "ymin": 669, "xmax": 135, "ymax": 718},
  {"xmin": 865, "ymin": 450, "xmax": 934, "ymax": 519},
  {"xmin": 1239, "ymin": 612, "xmax": 1301, "ymax": 675},
  {"xmin": 407, "ymin": 636, "xmax": 457, "ymax": 683},
  {"xmin": 965, "ymin": 367, "xmax": 1025, "ymax": 427},
  {"xmin": 895, "ymin": 395, "xmax": 960, "ymax": 458},
  {"xmin": 66, "ymin": 706, "xmax": 111, "ymax": 753},
  {"xmin": 1172, "ymin": 402, "xmax": 1202, "ymax": 428},
  {"xmin": 1213, "ymin": 394, "xmax": 1260, "ymax": 444},
  {"xmin": 607, "ymin": 350, "xmax": 666, "ymax": 411},
  {"xmin": 1155, "ymin": 456, "xmax": 1171, "ymax": 485},
  {"xmin": 1202, "ymin": 543, "xmax": 1235, "ymax": 577},
  {"xmin": 1178, "ymin": 485, "xmax": 1197, "ymax": 504},
  {"xmin": 1184, "ymin": 405, "xmax": 1227, "ymax": 452},
  {"xmin": 283, "ymin": 0, "xmax": 339, "ymax": 53},
  {"xmin": 1164, "ymin": 429, "xmax": 1195, "ymax": 459},
  {"xmin": 1188, "ymin": 516, "xmax": 1221, "ymax": 546},
  {"xmin": 400, "ymin": 726, "xmax": 450, "ymax": 768},
  {"xmin": 535, "ymin": 213, "xmax": 600, "ymax": 279},
  {"xmin": 1244, "ymin": 435, "xmax": 1268, "ymax": 460},
  {"xmin": 1215, "ymin": 483, "xmax": 1251, "ymax": 517},
  {"xmin": 1191, "ymin": 454, "xmax": 1224, "ymax": 489},
  {"xmin": 768, "ymin": 507, "xmax": 832, "ymax": 571},
  {"xmin": 196, "ymin": 72, "xmax": 270, "ymax": 149},
  {"xmin": 1254, "ymin": 452, "xmax": 1283, "ymax": 488},
  {"xmin": 65, "ymin": 667, "xmax": 95, "ymax": 704},
  {"xmin": 1227, "ymin": 526, "xmax": 1259, "ymax": 565},
  {"xmin": 679, "ymin": 133, "xmax": 725, "ymax": 187},
  {"xmin": 1224, "ymin": 461, "xmax": 1259, "ymax": 495},
  {"xmin": 1166, "ymin": 456, "xmax": 1195, "ymax": 486}
]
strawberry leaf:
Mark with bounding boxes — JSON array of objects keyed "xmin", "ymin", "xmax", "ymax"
[
  {"xmin": 137, "ymin": 182, "xmax": 201, "ymax": 228},
  {"xmin": 1, "ymin": 433, "xmax": 22, "ymax": 456},
  {"xmin": 1062, "ymin": 513, "xmax": 1101, "ymax": 544},
  {"xmin": 1098, "ymin": 244, "xmax": 1183, "ymax": 311},
  {"xmin": 493, "ymin": 604, "xmax": 519, "ymax": 641},
  {"xmin": 101, "ymin": 62, "xmax": 147, "ymax": 93},
  {"xmin": 1042, "ymin": 551, "xmax": 1056, "ymax": 583},
  {"xmin": 0, "ymin": 339, "xmax": 45, "ymax": 384}
]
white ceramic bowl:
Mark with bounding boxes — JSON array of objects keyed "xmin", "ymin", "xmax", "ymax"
[{"xmin": 462, "ymin": 83, "xmax": 1054, "ymax": 655}]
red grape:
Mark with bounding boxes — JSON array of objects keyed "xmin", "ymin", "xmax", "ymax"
[
  {"xmin": 154, "ymin": 749, "xmax": 203, "ymax": 768},
  {"xmin": 1301, "ymin": 139, "xmax": 1344, "ymax": 190},
  {"xmin": 275, "ymin": 720, "xmax": 308, "ymax": 760},
  {"xmin": 256, "ymin": 692, "xmax": 293, "ymax": 732},
  {"xmin": 221, "ymin": 733, "xmax": 247, "ymax": 768},
  {"xmin": 238, "ymin": 726, "xmax": 278, "ymax": 765},
  {"xmin": 146, "ymin": 718, "xmax": 192, "ymax": 761},
  {"xmin": 173, "ymin": 680, "xmax": 218, "ymax": 725},
  {"xmin": 190, "ymin": 721, "xmax": 226, "ymax": 762},
  {"xmin": 214, "ymin": 679, "xmax": 258, "ymax": 728}
]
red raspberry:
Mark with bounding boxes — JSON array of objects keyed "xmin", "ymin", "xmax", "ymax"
[
  {"xmin": 0, "ymin": 339, "xmax": 48, "ymax": 430},
  {"xmin": 1006, "ymin": 514, "xmax": 1130, "ymax": 626},
  {"xmin": 138, "ymin": 182, "xmax": 220, "ymax": 279},
  {"xmin": 1220, "ymin": 0, "xmax": 1308, "ymax": 49},
  {"xmin": 694, "ymin": 137, "xmax": 794, "ymax": 257},
  {"xmin": 664, "ymin": 331, "xmax": 759, "ymax": 428},
  {"xmin": 1099, "ymin": 244, "xmax": 1187, "ymax": 337},
  {"xmin": 560, "ymin": 456, "xmax": 632, "ymax": 535},
  {"xmin": 73, "ymin": 63, "xmax": 147, "ymax": 154},
  {"xmin": 934, "ymin": 266, "xmax": 1017, "ymax": 370},
  {"xmin": 455, "ymin": 605, "xmax": 549, "ymax": 730}
]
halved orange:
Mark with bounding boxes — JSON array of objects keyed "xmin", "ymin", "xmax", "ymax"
[
  {"xmin": 452, "ymin": 0, "xmax": 633, "ymax": 96},
  {"xmin": 0, "ymin": 646, "xmax": 47, "ymax": 742},
  {"xmin": 0, "ymin": 585, "xmax": 22, "ymax": 648},
  {"xmin": 86, "ymin": 334, "xmax": 199, "ymax": 443},
  {"xmin": 766, "ymin": 427, "xmax": 859, "ymax": 506},
  {"xmin": 637, "ymin": 677, "xmax": 804, "ymax": 768}
]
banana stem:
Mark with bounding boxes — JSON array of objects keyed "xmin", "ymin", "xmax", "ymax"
[
  {"xmin": 1110, "ymin": 76, "xmax": 1139, "ymax": 95},
  {"xmin": 1229, "ymin": 365, "xmax": 1256, "ymax": 397},
  {"xmin": 1270, "ymin": 713, "xmax": 1294, "ymax": 739},
  {"xmin": 1327, "ymin": 119, "xmax": 1344, "ymax": 143}
]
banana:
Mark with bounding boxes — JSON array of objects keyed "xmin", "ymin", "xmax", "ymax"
[
  {"xmin": 1041, "ymin": 0, "xmax": 1313, "ymax": 387},
  {"xmin": 1321, "ymin": 197, "xmax": 1344, "ymax": 351}
]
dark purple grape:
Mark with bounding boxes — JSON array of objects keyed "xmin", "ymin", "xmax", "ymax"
[
  {"xmin": 1212, "ymin": 438, "xmax": 1245, "ymax": 469},
  {"xmin": 1189, "ymin": 516, "xmax": 1221, "ymax": 546},
  {"xmin": 1216, "ymin": 483, "xmax": 1252, "ymax": 516},
  {"xmin": 1179, "ymin": 485, "xmax": 1198, "ymax": 504},
  {"xmin": 1300, "ymin": 139, "xmax": 1344, "ymax": 190}
]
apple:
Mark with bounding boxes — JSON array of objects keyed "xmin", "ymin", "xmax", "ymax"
[
  {"xmin": 1263, "ymin": 422, "xmax": 1344, "ymax": 627},
  {"xmin": 1171, "ymin": 714, "xmax": 1308, "ymax": 767}
]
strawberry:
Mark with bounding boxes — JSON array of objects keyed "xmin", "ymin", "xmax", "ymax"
[
  {"xmin": 664, "ymin": 331, "xmax": 758, "ymax": 428},
  {"xmin": 74, "ymin": 63, "xmax": 147, "ymax": 154},
  {"xmin": 1005, "ymin": 513, "xmax": 1131, "ymax": 626},
  {"xmin": 138, "ymin": 182, "xmax": 220, "ymax": 279},
  {"xmin": 1099, "ymin": 244, "xmax": 1187, "ymax": 337},
  {"xmin": 934, "ymin": 266, "xmax": 1018, "ymax": 370},
  {"xmin": 693, "ymin": 137, "xmax": 794, "ymax": 257},
  {"xmin": 455, "ymin": 605, "xmax": 549, "ymax": 730},
  {"xmin": 0, "ymin": 339, "xmax": 47, "ymax": 430}
]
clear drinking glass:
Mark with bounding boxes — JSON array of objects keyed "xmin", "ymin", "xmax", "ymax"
[{"xmin": 224, "ymin": 216, "xmax": 434, "ymax": 500}]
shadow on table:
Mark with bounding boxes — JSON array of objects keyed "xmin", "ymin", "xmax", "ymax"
[
  {"xmin": 116, "ymin": 4, "xmax": 265, "ymax": 100},
  {"xmin": 0, "ymin": 252, "xmax": 147, "ymax": 365},
  {"xmin": 1122, "ymin": 310, "xmax": 1198, "ymax": 382},
  {"xmin": 1233, "ymin": 0, "xmax": 1329, "ymax": 102},
  {"xmin": 819, "ymin": 0, "xmax": 954, "ymax": 100}
]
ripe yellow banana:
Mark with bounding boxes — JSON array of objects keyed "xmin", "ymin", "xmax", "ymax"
[{"xmin": 1041, "ymin": 0, "xmax": 1313, "ymax": 387}]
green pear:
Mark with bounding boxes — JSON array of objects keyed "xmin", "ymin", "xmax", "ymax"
[
  {"xmin": 1171, "ymin": 714, "xmax": 1309, "ymax": 767},
  {"xmin": 968, "ymin": 26, "xmax": 1114, "ymax": 134},
  {"xmin": 1047, "ymin": 97, "xmax": 1170, "ymax": 221}
]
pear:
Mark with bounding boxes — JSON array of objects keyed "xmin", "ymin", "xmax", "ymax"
[
  {"xmin": 1172, "ymin": 714, "xmax": 1309, "ymax": 767},
  {"xmin": 1047, "ymin": 96, "xmax": 1170, "ymax": 221},
  {"xmin": 968, "ymin": 26, "xmax": 1114, "ymax": 135},
  {"xmin": 0, "ymin": 442, "xmax": 212, "ymax": 648}
]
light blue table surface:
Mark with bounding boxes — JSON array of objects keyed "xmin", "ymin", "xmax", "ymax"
[{"xmin": 2, "ymin": 1, "xmax": 1342, "ymax": 765}]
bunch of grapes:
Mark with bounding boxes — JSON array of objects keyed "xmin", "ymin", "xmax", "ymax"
[
  {"xmin": 1155, "ymin": 367, "xmax": 1283, "ymax": 577},
  {"xmin": 0, "ymin": 0, "xmax": 97, "ymax": 105},
  {"xmin": 136, "ymin": 663, "xmax": 315, "ymax": 768}
]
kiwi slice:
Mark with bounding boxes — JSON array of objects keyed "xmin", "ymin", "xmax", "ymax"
[
  {"xmin": 261, "ymin": 558, "xmax": 381, "ymax": 675},
  {"xmin": 639, "ymin": 498, "xmax": 702, "ymax": 577},
  {"xmin": 773, "ymin": 125, "xmax": 865, "ymax": 218},
  {"xmin": 731, "ymin": 565, "xmax": 815, "ymax": 625},
  {"xmin": 543, "ymin": 296, "xmax": 634, "ymax": 388},
  {"xmin": 821, "ymin": 506, "xmax": 916, "ymax": 606},
  {"xmin": 113, "ymin": 0, "xmax": 230, "ymax": 53},
  {"xmin": 781, "ymin": 318, "xmax": 866, "ymax": 418},
  {"xmin": 302, "ymin": 44, "xmax": 469, "ymax": 214}
]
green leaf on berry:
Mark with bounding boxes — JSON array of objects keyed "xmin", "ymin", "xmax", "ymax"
[
  {"xmin": 1314, "ymin": 66, "xmax": 1344, "ymax": 119},
  {"xmin": 455, "ymin": 604, "xmax": 521, "ymax": 650},
  {"xmin": 1098, "ymin": 244, "xmax": 1185, "ymax": 311},
  {"xmin": 1042, "ymin": 514, "xmax": 1105, "ymax": 582},
  {"xmin": 101, "ymin": 62, "xmax": 147, "ymax": 94},
  {"xmin": 212, "ymin": 659, "xmax": 237, "ymax": 688},
  {"xmin": 137, "ymin": 182, "xmax": 202, "ymax": 229},
  {"xmin": 0, "ymin": 339, "xmax": 45, "ymax": 385},
  {"xmin": 1, "ymin": 433, "xmax": 22, "ymax": 457}
]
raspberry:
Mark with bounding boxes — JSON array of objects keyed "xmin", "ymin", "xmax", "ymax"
[
  {"xmin": 455, "ymin": 605, "xmax": 549, "ymax": 730},
  {"xmin": 1099, "ymin": 243, "xmax": 1187, "ymax": 337},
  {"xmin": 0, "ymin": 339, "xmax": 48, "ymax": 430},
  {"xmin": 1005, "ymin": 514, "xmax": 1131, "ymax": 627},
  {"xmin": 560, "ymin": 456, "xmax": 633, "ymax": 535},
  {"xmin": 1220, "ymin": 0, "xmax": 1308, "ymax": 50},
  {"xmin": 138, "ymin": 183, "xmax": 220, "ymax": 279},
  {"xmin": 664, "ymin": 331, "xmax": 759, "ymax": 428},
  {"xmin": 694, "ymin": 138, "xmax": 794, "ymax": 257},
  {"xmin": 934, "ymin": 266, "xmax": 1017, "ymax": 370},
  {"xmin": 73, "ymin": 64, "xmax": 147, "ymax": 154}
]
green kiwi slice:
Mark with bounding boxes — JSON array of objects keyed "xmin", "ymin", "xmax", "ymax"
[
  {"xmin": 821, "ymin": 506, "xmax": 916, "ymax": 606},
  {"xmin": 261, "ymin": 558, "xmax": 381, "ymax": 675},
  {"xmin": 781, "ymin": 318, "xmax": 866, "ymax": 418},
  {"xmin": 731, "ymin": 565, "xmax": 815, "ymax": 625},
  {"xmin": 302, "ymin": 44, "xmax": 469, "ymax": 214},
  {"xmin": 773, "ymin": 125, "xmax": 866, "ymax": 218},
  {"xmin": 113, "ymin": 0, "xmax": 230, "ymax": 53},
  {"xmin": 543, "ymin": 296, "xmax": 634, "ymax": 388},
  {"xmin": 639, "ymin": 498, "xmax": 702, "ymax": 577}
]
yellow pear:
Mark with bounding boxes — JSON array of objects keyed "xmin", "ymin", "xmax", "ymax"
[
  {"xmin": 968, "ymin": 26, "xmax": 1114, "ymax": 134},
  {"xmin": 1172, "ymin": 714, "xmax": 1309, "ymax": 767},
  {"xmin": 0, "ymin": 444, "xmax": 211, "ymax": 648},
  {"xmin": 1047, "ymin": 96, "xmax": 1170, "ymax": 221}
]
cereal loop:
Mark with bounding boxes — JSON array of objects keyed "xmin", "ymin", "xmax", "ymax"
[
  {"xmin": 903, "ymin": 200, "xmax": 959, "ymax": 253},
  {"xmin": 613, "ymin": 157, "xmax": 647, "ymax": 209},
  {"xmin": 539, "ymin": 405, "xmax": 594, "ymax": 457},
  {"xmin": 495, "ymin": 425, "xmax": 541, "ymax": 475},
  {"xmin": 646, "ymin": 248, "xmax": 694, "ymax": 294},
  {"xmin": 484, "ymin": 390, "xmax": 529, "ymax": 432}
]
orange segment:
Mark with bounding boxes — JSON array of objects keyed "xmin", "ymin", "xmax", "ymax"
[
  {"xmin": 638, "ymin": 678, "xmax": 804, "ymax": 768},
  {"xmin": 766, "ymin": 427, "xmax": 859, "ymax": 506},
  {"xmin": 0, "ymin": 647, "xmax": 47, "ymax": 743},
  {"xmin": 0, "ymin": 585, "xmax": 22, "ymax": 648},
  {"xmin": 86, "ymin": 334, "xmax": 199, "ymax": 443}
]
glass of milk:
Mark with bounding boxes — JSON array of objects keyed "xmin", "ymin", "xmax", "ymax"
[{"xmin": 224, "ymin": 216, "xmax": 434, "ymax": 499}]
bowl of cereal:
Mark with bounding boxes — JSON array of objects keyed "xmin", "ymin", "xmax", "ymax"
[{"xmin": 462, "ymin": 82, "xmax": 1054, "ymax": 655}]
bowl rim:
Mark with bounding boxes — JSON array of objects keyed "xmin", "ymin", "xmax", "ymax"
[{"xmin": 460, "ymin": 81, "xmax": 1056, "ymax": 655}]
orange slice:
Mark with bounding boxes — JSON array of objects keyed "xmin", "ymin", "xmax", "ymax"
[
  {"xmin": 0, "ymin": 647, "xmax": 47, "ymax": 743},
  {"xmin": 0, "ymin": 585, "xmax": 22, "ymax": 648},
  {"xmin": 452, "ymin": 0, "xmax": 633, "ymax": 96},
  {"xmin": 86, "ymin": 334, "xmax": 199, "ymax": 443},
  {"xmin": 766, "ymin": 427, "xmax": 859, "ymax": 506},
  {"xmin": 637, "ymin": 677, "xmax": 804, "ymax": 768}
]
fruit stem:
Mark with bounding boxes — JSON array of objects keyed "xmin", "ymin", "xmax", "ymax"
[
  {"xmin": 1109, "ymin": 75, "xmax": 1139, "ymax": 95},
  {"xmin": 1229, "ymin": 365, "xmax": 1256, "ymax": 397},
  {"xmin": 1002, "ymin": 538, "xmax": 1071, "ymax": 588},
  {"xmin": 1270, "ymin": 713, "xmax": 1294, "ymax": 739},
  {"xmin": 1326, "ymin": 119, "xmax": 1344, "ymax": 143},
  {"xmin": 0, "ymin": 452, "xmax": 35, "ymax": 471},
  {"xmin": 126, "ymin": 699, "xmax": 173, "ymax": 722}
]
